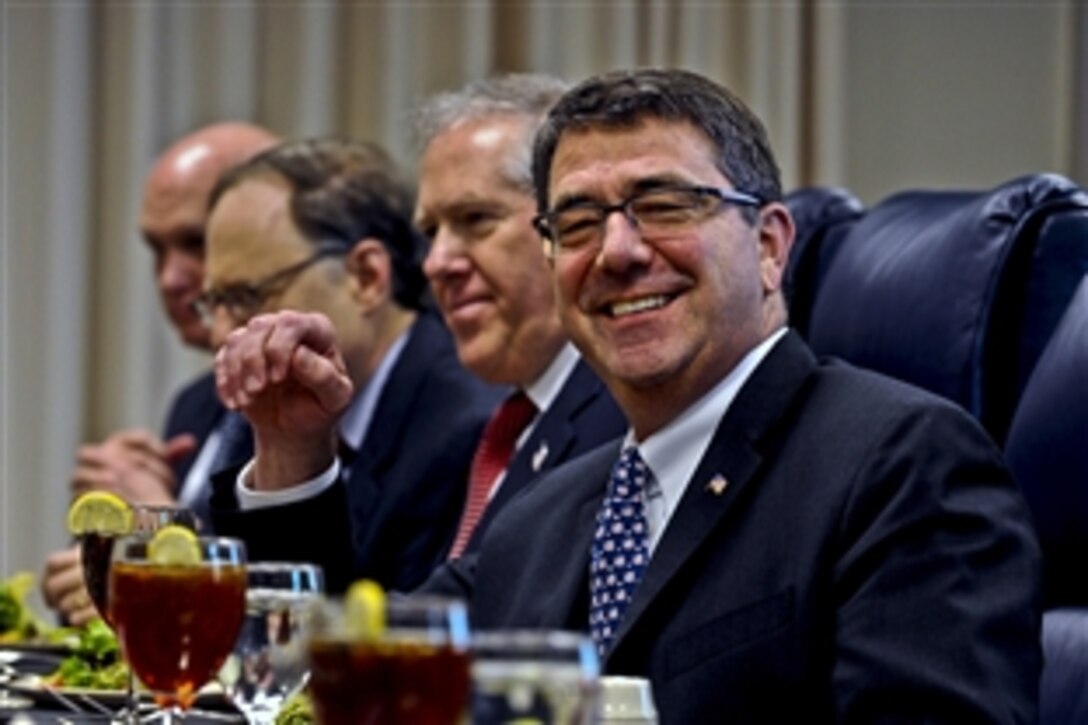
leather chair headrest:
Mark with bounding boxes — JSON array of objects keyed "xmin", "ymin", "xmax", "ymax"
[{"xmin": 807, "ymin": 173, "xmax": 1088, "ymax": 442}]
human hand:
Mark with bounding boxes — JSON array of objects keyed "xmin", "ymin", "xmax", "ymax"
[
  {"xmin": 70, "ymin": 429, "xmax": 195, "ymax": 505},
  {"xmin": 40, "ymin": 546, "xmax": 97, "ymax": 627},
  {"xmin": 214, "ymin": 311, "xmax": 354, "ymax": 489}
]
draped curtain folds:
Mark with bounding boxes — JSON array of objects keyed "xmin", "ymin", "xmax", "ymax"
[{"xmin": 2, "ymin": 2, "xmax": 1079, "ymax": 599}]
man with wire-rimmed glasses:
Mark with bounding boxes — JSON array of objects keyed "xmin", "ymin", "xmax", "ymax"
[{"xmin": 202, "ymin": 137, "xmax": 502, "ymax": 593}]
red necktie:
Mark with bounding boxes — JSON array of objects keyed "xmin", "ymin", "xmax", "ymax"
[{"xmin": 448, "ymin": 391, "xmax": 537, "ymax": 558}]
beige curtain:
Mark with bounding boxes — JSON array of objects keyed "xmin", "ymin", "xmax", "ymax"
[{"xmin": 2, "ymin": 1, "xmax": 1080, "ymax": 603}]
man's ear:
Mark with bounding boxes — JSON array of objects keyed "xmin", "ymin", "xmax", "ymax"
[
  {"xmin": 757, "ymin": 202, "xmax": 795, "ymax": 295},
  {"xmin": 345, "ymin": 238, "xmax": 392, "ymax": 314}
]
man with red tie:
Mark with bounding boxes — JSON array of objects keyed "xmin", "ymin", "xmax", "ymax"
[{"xmin": 413, "ymin": 75, "xmax": 627, "ymax": 557}]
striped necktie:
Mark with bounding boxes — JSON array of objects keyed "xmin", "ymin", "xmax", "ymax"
[{"xmin": 447, "ymin": 391, "xmax": 537, "ymax": 559}]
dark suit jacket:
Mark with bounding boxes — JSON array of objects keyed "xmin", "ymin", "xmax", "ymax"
[
  {"xmin": 440, "ymin": 332, "xmax": 1043, "ymax": 723},
  {"xmin": 162, "ymin": 371, "xmax": 226, "ymax": 526},
  {"xmin": 463, "ymin": 358, "xmax": 626, "ymax": 554},
  {"xmin": 210, "ymin": 313, "xmax": 503, "ymax": 593}
]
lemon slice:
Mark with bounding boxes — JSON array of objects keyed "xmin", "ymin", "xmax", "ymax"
[
  {"xmin": 66, "ymin": 492, "xmax": 134, "ymax": 535},
  {"xmin": 146, "ymin": 525, "xmax": 202, "ymax": 565},
  {"xmin": 344, "ymin": 579, "xmax": 386, "ymax": 640}
]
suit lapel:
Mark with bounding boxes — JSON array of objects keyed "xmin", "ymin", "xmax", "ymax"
[
  {"xmin": 472, "ymin": 361, "xmax": 605, "ymax": 544},
  {"xmin": 609, "ymin": 332, "xmax": 817, "ymax": 655},
  {"xmin": 542, "ymin": 484, "xmax": 608, "ymax": 629},
  {"xmin": 532, "ymin": 442, "xmax": 619, "ymax": 630},
  {"xmin": 356, "ymin": 314, "xmax": 445, "ymax": 477}
]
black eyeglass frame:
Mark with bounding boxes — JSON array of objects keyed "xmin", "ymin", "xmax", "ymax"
[
  {"xmin": 195, "ymin": 242, "xmax": 347, "ymax": 324},
  {"xmin": 532, "ymin": 184, "xmax": 762, "ymax": 256}
]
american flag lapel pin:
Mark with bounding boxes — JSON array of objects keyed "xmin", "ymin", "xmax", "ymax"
[
  {"xmin": 531, "ymin": 441, "xmax": 549, "ymax": 472},
  {"xmin": 706, "ymin": 474, "xmax": 729, "ymax": 496}
]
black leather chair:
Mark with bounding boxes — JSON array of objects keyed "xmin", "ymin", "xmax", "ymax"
[
  {"xmin": 1004, "ymin": 275, "xmax": 1088, "ymax": 608},
  {"xmin": 782, "ymin": 187, "xmax": 865, "ymax": 338},
  {"xmin": 805, "ymin": 174, "xmax": 1088, "ymax": 444}
]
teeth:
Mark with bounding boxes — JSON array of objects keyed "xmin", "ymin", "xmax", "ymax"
[{"xmin": 610, "ymin": 295, "xmax": 668, "ymax": 317}]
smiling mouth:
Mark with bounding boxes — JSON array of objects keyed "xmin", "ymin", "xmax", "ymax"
[
  {"xmin": 604, "ymin": 294, "xmax": 674, "ymax": 318},
  {"xmin": 444, "ymin": 293, "xmax": 493, "ymax": 319}
]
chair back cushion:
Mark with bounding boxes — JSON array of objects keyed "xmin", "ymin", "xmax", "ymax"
[
  {"xmin": 782, "ymin": 186, "xmax": 865, "ymax": 337},
  {"xmin": 1005, "ymin": 276, "xmax": 1088, "ymax": 606},
  {"xmin": 807, "ymin": 173, "xmax": 1088, "ymax": 442}
]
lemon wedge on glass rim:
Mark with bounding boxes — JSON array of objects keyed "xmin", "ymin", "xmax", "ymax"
[
  {"xmin": 147, "ymin": 524, "xmax": 203, "ymax": 565},
  {"xmin": 66, "ymin": 491, "xmax": 134, "ymax": 536},
  {"xmin": 344, "ymin": 579, "xmax": 386, "ymax": 640}
]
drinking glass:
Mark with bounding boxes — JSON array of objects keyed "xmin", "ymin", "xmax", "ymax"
[
  {"xmin": 109, "ymin": 535, "xmax": 247, "ymax": 723},
  {"xmin": 597, "ymin": 676, "xmax": 658, "ymax": 724},
  {"xmin": 470, "ymin": 630, "xmax": 600, "ymax": 725},
  {"xmin": 307, "ymin": 595, "xmax": 472, "ymax": 725},
  {"xmin": 80, "ymin": 505, "xmax": 197, "ymax": 723},
  {"xmin": 221, "ymin": 562, "xmax": 324, "ymax": 724},
  {"xmin": 79, "ymin": 505, "xmax": 198, "ymax": 627}
]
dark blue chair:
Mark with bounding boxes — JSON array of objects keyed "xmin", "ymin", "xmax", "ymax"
[
  {"xmin": 1003, "ymin": 277, "xmax": 1088, "ymax": 724},
  {"xmin": 1005, "ymin": 276, "xmax": 1088, "ymax": 608},
  {"xmin": 782, "ymin": 186, "xmax": 865, "ymax": 339},
  {"xmin": 1040, "ymin": 608, "xmax": 1088, "ymax": 725},
  {"xmin": 805, "ymin": 174, "xmax": 1088, "ymax": 444}
]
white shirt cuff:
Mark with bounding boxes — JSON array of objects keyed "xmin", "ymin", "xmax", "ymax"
[{"xmin": 234, "ymin": 457, "xmax": 342, "ymax": 511}]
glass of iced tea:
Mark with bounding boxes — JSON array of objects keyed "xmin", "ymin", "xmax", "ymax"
[
  {"xmin": 79, "ymin": 505, "xmax": 197, "ymax": 626},
  {"xmin": 109, "ymin": 532, "xmax": 247, "ymax": 722},
  {"xmin": 307, "ymin": 594, "xmax": 472, "ymax": 725}
]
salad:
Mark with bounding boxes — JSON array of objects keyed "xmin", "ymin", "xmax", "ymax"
[
  {"xmin": 45, "ymin": 618, "xmax": 129, "ymax": 690},
  {"xmin": 1, "ymin": 571, "xmax": 128, "ymax": 691},
  {"xmin": 0, "ymin": 572, "xmax": 47, "ymax": 643}
]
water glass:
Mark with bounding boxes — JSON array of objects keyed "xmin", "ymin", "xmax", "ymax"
[
  {"xmin": 471, "ymin": 630, "xmax": 600, "ymax": 725},
  {"xmin": 221, "ymin": 562, "xmax": 324, "ymax": 723}
]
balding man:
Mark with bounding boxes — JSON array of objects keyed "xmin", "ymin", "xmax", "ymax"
[{"xmin": 42, "ymin": 122, "xmax": 278, "ymax": 625}]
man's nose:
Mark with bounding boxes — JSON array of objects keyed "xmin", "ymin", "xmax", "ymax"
[
  {"xmin": 423, "ymin": 227, "xmax": 468, "ymax": 280},
  {"xmin": 159, "ymin": 248, "xmax": 201, "ymax": 292},
  {"xmin": 596, "ymin": 210, "xmax": 652, "ymax": 271}
]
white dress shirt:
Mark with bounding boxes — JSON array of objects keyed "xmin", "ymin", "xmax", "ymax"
[{"xmin": 630, "ymin": 327, "xmax": 787, "ymax": 554}]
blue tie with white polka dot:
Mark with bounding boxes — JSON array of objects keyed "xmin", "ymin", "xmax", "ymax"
[{"xmin": 589, "ymin": 446, "xmax": 651, "ymax": 658}]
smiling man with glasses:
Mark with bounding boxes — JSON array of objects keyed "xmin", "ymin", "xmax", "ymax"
[
  {"xmin": 424, "ymin": 69, "xmax": 1043, "ymax": 722},
  {"xmin": 202, "ymin": 138, "xmax": 502, "ymax": 593}
]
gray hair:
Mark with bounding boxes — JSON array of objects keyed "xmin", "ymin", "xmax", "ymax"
[{"xmin": 414, "ymin": 73, "xmax": 571, "ymax": 191}]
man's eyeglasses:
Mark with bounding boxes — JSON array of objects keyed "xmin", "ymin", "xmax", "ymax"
[
  {"xmin": 195, "ymin": 243, "xmax": 346, "ymax": 324},
  {"xmin": 532, "ymin": 184, "xmax": 762, "ymax": 258}
]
